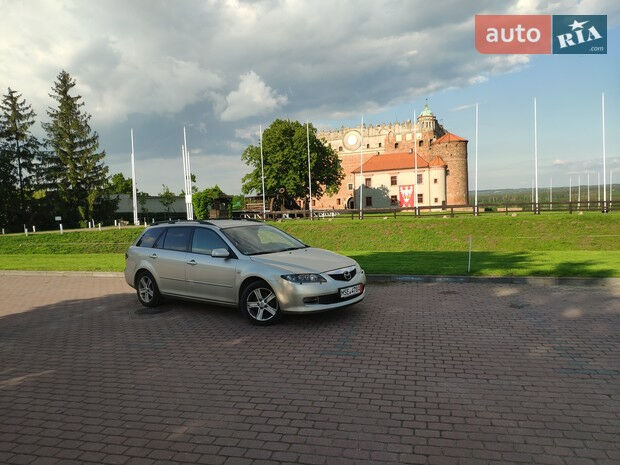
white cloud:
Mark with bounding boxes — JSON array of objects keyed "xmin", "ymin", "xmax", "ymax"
[
  {"xmin": 219, "ymin": 71, "xmax": 287, "ymax": 122},
  {"xmin": 1, "ymin": 0, "xmax": 618, "ymax": 193}
]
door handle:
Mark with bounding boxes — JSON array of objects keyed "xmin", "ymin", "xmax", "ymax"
[
  {"xmin": 149, "ymin": 253, "xmax": 158, "ymax": 259},
  {"xmin": 187, "ymin": 259, "xmax": 197, "ymax": 266}
]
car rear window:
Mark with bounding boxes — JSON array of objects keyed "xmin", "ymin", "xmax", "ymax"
[
  {"xmin": 136, "ymin": 228, "xmax": 164, "ymax": 248},
  {"xmin": 162, "ymin": 227, "xmax": 191, "ymax": 252}
]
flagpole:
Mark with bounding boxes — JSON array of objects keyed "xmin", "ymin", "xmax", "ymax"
[
  {"xmin": 183, "ymin": 126, "xmax": 193, "ymax": 220},
  {"xmin": 587, "ymin": 172, "xmax": 590, "ymax": 209},
  {"xmin": 602, "ymin": 92, "xmax": 607, "ymax": 212},
  {"xmin": 130, "ymin": 129, "xmax": 139, "ymax": 225},
  {"xmin": 475, "ymin": 103, "xmax": 479, "ymax": 215},
  {"xmin": 306, "ymin": 120, "xmax": 313, "ymax": 220},
  {"xmin": 610, "ymin": 170, "xmax": 613, "ymax": 209},
  {"xmin": 549, "ymin": 177, "xmax": 552, "ymax": 211},
  {"xmin": 359, "ymin": 116, "xmax": 364, "ymax": 219},
  {"xmin": 259, "ymin": 125, "xmax": 266, "ymax": 219},
  {"xmin": 181, "ymin": 144, "xmax": 189, "ymax": 220},
  {"xmin": 598, "ymin": 172, "xmax": 601, "ymax": 207},
  {"xmin": 413, "ymin": 109, "xmax": 418, "ymax": 214},
  {"xmin": 577, "ymin": 175, "xmax": 581, "ymax": 211},
  {"xmin": 569, "ymin": 176, "xmax": 572, "ymax": 204},
  {"xmin": 534, "ymin": 98, "xmax": 539, "ymax": 214}
]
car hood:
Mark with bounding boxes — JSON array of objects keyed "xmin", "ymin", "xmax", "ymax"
[{"xmin": 250, "ymin": 247, "xmax": 356, "ymax": 274}]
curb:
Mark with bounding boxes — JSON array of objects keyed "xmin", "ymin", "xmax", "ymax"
[
  {"xmin": 366, "ymin": 274, "xmax": 619, "ymax": 287},
  {"xmin": 1, "ymin": 270, "xmax": 618, "ymax": 287}
]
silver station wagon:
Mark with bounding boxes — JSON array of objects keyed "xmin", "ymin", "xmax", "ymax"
[{"xmin": 124, "ymin": 220, "xmax": 366, "ymax": 325}]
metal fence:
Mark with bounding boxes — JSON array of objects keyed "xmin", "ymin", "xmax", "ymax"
[{"xmin": 232, "ymin": 200, "xmax": 614, "ymax": 221}]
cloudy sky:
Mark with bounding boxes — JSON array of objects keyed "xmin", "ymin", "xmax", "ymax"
[{"xmin": 1, "ymin": 0, "xmax": 619, "ymax": 194}]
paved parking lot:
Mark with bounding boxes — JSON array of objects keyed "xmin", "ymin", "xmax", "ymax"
[{"xmin": 0, "ymin": 274, "xmax": 619, "ymax": 465}]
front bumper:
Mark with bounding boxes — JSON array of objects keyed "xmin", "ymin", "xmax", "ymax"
[{"xmin": 273, "ymin": 269, "xmax": 367, "ymax": 314}]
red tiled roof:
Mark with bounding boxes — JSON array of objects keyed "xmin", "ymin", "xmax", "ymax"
[
  {"xmin": 352, "ymin": 152, "xmax": 429, "ymax": 173},
  {"xmin": 429, "ymin": 156, "xmax": 446, "ymax": 167},
  {"xmin": 435, "ymin": 132, "xmax": 467, "ymax": 143}
]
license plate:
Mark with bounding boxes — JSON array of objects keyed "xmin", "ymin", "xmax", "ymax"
[{"xmin": 340, "ymin": 284, "xmax": 362, "ymax": 298}]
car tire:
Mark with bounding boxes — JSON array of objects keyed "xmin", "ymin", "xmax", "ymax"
[
  {"xmin": 135, "ymin": 271, "xmax": 162, "ymax": 307},
  {"xmin": 240, "ymin": 281, "xmax": 282, "ymax": 325}
]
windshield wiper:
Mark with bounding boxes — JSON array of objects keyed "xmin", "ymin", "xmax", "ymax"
[{"xmin": 247, "ymin": 245, "xmax": 307, "ymax": 256}]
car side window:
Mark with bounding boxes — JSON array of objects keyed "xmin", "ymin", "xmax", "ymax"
[
  {"xmin": 192, "ymin": 228, "xmax": 228, "ymax": 255},
  {"xmin": 162, "ymin": 227, "xmax": 191, "ymax": 252},
  {"xmin": 136, "ymin": 228, "xmax": 164, "ymax": 248}
]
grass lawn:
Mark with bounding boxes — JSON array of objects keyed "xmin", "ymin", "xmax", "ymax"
[
  {"xmin": 0, "ymin": 213, "xmax": 618, "ymax": 277},
  {"xmin": 0, "ymin": 253, "xmax": 124, "ymax": 272}
]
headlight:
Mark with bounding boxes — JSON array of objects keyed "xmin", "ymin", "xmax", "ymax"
[{"xmin": 281, "ymin": 273, "xmax": 326, "ymax": 284}]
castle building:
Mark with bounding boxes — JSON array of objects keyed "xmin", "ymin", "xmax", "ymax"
[{"xmin": 315, "ymin": 104, "xmax": 469, "ymax": 209}]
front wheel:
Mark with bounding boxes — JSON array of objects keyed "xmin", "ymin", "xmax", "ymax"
[
  {"xmin": 136, "ymin": 271, "xmax": 162, "ymax": 307},
  {"xmin": 240, "ymin": 281, "xmax": 282, "ymax": 325}
]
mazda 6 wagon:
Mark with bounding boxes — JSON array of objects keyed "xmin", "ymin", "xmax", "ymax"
[{"xmin": 124, "ymin": 220, "xmax": 366, "ymax": 325}]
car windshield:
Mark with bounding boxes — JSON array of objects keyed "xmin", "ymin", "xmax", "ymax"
[{"xmin": 221, "ymin": 224, "xmax": 307, "ymax": 256}]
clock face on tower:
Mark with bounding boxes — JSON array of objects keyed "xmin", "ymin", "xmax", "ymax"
[{"xmin": 343, "ymin": 130, "xmax": 361, "ymax": 151}]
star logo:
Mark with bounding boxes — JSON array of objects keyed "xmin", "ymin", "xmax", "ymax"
[{"xmin": 569, "ymin": 19, "xmax": 588, "ymax": 31}]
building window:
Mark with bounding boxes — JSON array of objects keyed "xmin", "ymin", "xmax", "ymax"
[
  {"xmin": 434, "ymin": 197, "xmax": 439, "ymax": 203},
  {"xmin": 418, "ymin": 140, "xmax": 423, "ymax": 147},
  {"xmin": 348, "ymin": 183, "xmax": 353, "ymax": 190},
  {"xmin": 366, "ymin": 143, "xmax": 370, "ymax": 149},
  {"xmin": 390, "ymin": 195, "xmax": 398, "ymax": 205},
  {"xmin": 365, "ymin": 178, "xmax": 371, "ymax": 187},
  {"xmin": 417, "ymin": 173, "xmax": 423, "ymax": 184},
  {"xmin": 312, "ymin": 200, "xmax": 316, "ymax": 206},
  {"xmin": 378, "ymin": 142, "xmax": 382, "ymax": 147},
  {"xmin": 366, "ymin": 196, "xmax": 372, "ymax": 207},
  {"xmin": 394, "ymin": 142, "xmax": 399, "ymax": 149},
  {"xmin": 390, "ymin": 175, "xmax": 397, "ymax": 186},
  {"xmin": 417, "ymin": 193, "xmax": 423, "ymax": 203},
  {"xmin": 434, "ymin": 178, "xmax": 438, "ymax": 184},
  {"xmin": 338, "ymin": 146, "xmax": 343, "ymax": 152},
  {"xmin": 337, "ymin": 198, "xmax": 341, "ymax": 206}
]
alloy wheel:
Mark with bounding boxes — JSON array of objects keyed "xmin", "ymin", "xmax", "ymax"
[
  {"xmin": 138, "ymin": 275, "xmax": 154, "ymax": 303},
  {"xmin": 246, "ymin": 288, "xmax": 278, "ymax": 322}
]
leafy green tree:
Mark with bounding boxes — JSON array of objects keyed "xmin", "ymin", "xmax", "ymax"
[
  {"xmin": 107, "ymin": 172, "xmax": 133, "ymax": 195},
  {"xmin": 193, "ymin": 185, "xmax": 228, "ymax": 219},
  {"xmin": 137, "ymin": 191, "xmax": 149, "ymax": 216},
  {"xmin": 241, "ymin": 119, "xmax": 344, "ymax": 206},
  {"xmin": 41, "ymin": 70, "xmax": 109, "ymax": 223},
  {"xmin": 0, "ymin": 88, "xmax": 41, "ymax": 226},
  {"xmin": 158, "ymin": 184, "xmax": 177, "ymax": 214}
]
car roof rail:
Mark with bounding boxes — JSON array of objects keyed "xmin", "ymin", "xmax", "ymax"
[{"xmin": 232, "ymin": 217, "xmax": 262, "ymax": 222}]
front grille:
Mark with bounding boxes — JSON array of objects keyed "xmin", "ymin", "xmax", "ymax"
[{"xmin": 328, "ymin": 267, "xmax": 357, "ymax": 281}]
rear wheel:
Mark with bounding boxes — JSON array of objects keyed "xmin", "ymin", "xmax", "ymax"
[
  {"xmin": 136, "ymin": 271, "xmax": 161, "ymax": 307},
  {"xmin": 240, "ymin": 281, "xmax": 281, "ymax": 325}
]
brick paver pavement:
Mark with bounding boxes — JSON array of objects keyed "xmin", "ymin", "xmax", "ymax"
[{"xmin": 0, "ymin": 275, "xmax": 618, "ymax": 465}]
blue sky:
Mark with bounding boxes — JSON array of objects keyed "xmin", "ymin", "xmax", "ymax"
[
  {"xmin": 331, "ymin": 27, "xmax": 620, "ymax": 191},
  {"xmin": 1, "ymin": 1, "xmax": 618, "ymax": 195}
]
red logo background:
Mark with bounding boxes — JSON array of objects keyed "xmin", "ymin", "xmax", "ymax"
[{"xmin": 475, "ymin": 15, "xmax": 551, "ymax": 54}]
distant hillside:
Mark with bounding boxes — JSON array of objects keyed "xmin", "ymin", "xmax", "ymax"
[{"xmin": 472, "ymin": 184, "xmax": 618, "ymax": 204}]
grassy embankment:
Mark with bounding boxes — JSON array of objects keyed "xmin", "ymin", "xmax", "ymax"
[{"xmin": 0, "ymin": 212, "xmax": 618, "ymax": 277}]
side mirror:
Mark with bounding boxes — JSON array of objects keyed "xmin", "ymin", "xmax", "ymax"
[{"xmin": 211, "ymin": 248, "xmax": 230, "ymax": 258}]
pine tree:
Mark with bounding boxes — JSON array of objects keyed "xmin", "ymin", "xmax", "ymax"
[
  {"xmin": 41, "ymin": 70, "xmax": 108, "ymax": 223},
  {"xmin": 0, "ymin": 88, "xmax": 40, "ymax": 226}
]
